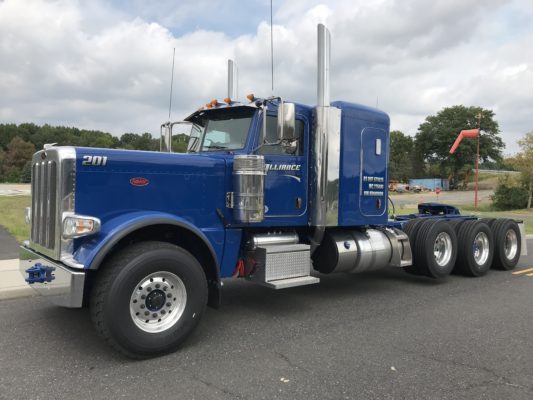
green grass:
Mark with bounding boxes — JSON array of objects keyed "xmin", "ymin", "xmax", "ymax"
[
  {"xmin": 459, "ymin": 208, "xmax": 533, "ymax": 235},
  {"xmin": 0, "ymin": 196, "xmax": 31, "ymax": 242},
  {"xmin": 1, "ymin": 195, "xmax": 531, "ymax": 244}
]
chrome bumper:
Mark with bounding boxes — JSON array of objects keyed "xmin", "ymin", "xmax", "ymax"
[{"xmin": 19, "ymin": 246, "xmax": 86, "ymax": 308}]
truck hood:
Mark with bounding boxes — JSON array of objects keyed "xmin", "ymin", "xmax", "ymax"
[{"xmin": 73, "ymin": 147, "xmax": 227, "ymax": 229}]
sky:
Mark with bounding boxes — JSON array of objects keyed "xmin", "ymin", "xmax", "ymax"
[{"xmin": 0, "ymin": 0, "xmax": 532, "ymax": 154}]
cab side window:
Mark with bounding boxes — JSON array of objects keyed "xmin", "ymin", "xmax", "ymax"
[{"xmin": 259, "ymin": 116, "xmax": 304, "ymax": 156}]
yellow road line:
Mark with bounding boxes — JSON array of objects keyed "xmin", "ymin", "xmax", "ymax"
[
  {"xmin": 512, "ymin": 268, "xmax": 533, "ymax": 275},
  {"xmin": 526, "ymin": 273, "xmax": 533, "ymax": 277}
]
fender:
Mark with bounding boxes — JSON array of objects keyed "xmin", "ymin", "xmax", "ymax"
[{"xmin": 73, "ymin": 211, "xmax": 223, "ymax": 278}]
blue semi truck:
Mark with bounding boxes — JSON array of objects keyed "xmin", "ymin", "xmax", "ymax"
[{"xmin": 20, "ymin": 25, "xmax": 526, "ymax": 357}]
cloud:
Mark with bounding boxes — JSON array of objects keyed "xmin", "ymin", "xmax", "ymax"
[{"xmin": 0, "ymin": 0, "xmax": 532, "ymax": 154}]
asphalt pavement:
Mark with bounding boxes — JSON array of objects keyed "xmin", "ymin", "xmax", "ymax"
[{"xmin": 0, "ymin": 241, "xmax": 532, "ymax": 400}]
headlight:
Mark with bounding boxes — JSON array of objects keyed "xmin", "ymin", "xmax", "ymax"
[
  {"xmin": 62, "ymin": 213, "xmax": 101, "ymax": 239},
  {"xmin": 25, "ymin": 207, "xmax": 31, "ymax": 225}
]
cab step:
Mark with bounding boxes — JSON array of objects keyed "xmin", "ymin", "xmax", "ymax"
[
  {"xmin": 248, "ymin": 243, "xmax": 320, "ymax": 289},
  {"xmin": 255, "ymin": 276, "xmax": 320, "ymax": 290}
]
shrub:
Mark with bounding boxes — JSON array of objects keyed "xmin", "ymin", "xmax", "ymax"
[{"xmin": 492, "ymin": 176, "xmax": 528, "ymax": 210}]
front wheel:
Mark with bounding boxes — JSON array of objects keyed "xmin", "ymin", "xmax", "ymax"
[{"xmin": 90, "ymin": 241, "xmax": 207, "ymax": 358}]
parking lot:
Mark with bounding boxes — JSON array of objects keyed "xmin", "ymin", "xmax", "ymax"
[{"xmin": 0, "ymin": 241, "xmax": 531, "ymax": 399}]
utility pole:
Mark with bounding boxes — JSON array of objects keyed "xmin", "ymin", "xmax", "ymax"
[{"xmin": 475, "ymin": 112, "xmax": 481, "ymax": 210}]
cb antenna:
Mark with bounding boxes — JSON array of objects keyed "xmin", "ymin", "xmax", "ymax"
[
  {"xmin": 168, "ymin": 47, "xmax": 176, "ymax": 120},
  {"xmin": 270, "ymin": 0, "xmax": 274, "ymax": 94}
]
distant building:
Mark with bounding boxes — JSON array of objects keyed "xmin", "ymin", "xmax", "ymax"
[{"xmin": 409, "ymin": 178, "xmax": 449, "ymax": 191}]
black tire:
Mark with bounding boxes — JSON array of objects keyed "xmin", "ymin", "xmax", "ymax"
[
  {"xmin": 454, "ymin": 221, "xmax": 494, "ymax": 277},
  {"xmin": 414, "ymin": 220, "xmax": 457, "ymax": 279},
  {"xmin": 491, "ymin": 219, "xmax": 522, "ymax": 270},
  {"xmin": 403, "ymin": 218, "xmax": 425, "ymax": 238},
  {"xmin": 402, "ymin": 218, "xmax": 426, "ymax": 275},
  {"xmin": 478, "ymin": 218, "xmax": 496, "ymax": 227},
  {"xmin": 447, "ymin": 219, "xmax": 467, "ymax": 275},
  {"xmin": 448, "ymin": 219, "xmax": 467, "ymax": 232},
  {"xmin": 90, "ymin": 241, "xmax": 207, "ymax": 358}
]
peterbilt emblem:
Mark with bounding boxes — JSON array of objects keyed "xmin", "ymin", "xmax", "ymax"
[{"xmin": 130, "ymin": 177, "xmax": 150, "ymax": 187}]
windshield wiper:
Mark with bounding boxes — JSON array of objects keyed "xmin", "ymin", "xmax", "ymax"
[{"xmin": 204, "ymin": 145, "xmax": 228, "ymax": 150}]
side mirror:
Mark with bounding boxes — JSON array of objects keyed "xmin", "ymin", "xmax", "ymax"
[
  {"xmin": 160, "ymin": 121, "xmax": 195, "ymax": 152},
  {"xmin": 277, "ymin": 102, "xmax": 296, "ymax": 141},
  {"xmin": 160, "ymin": 123, "xmax": 172, "ymax": 152}
]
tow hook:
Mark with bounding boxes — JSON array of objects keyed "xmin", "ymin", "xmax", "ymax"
[{"xmin": 25, "ymin": 263, "xmax": 56, "ymax": 284}]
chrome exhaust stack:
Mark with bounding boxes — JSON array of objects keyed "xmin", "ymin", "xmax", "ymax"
[
  {"xmin": 227, "ymin": 59, "xmax": 238, "ymax": 100},
  {"xmin": 310, "ymin": 24, "xmax": 342, "ymax": 253},
  {"xmin": 317, "ymin": 24, "xmax": 330, "ymax": 108}
]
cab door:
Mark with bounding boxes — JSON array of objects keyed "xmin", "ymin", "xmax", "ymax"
[
  {"xmin": 259, "ymin": 116, "xmax": 307, "ymax": 219},
  {"xmin": 359, "ymin": 127, "xmax": 388, "ymax": 217}
]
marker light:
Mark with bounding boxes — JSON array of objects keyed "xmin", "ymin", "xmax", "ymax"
[
  {"xmin": 62, "ymin": 214, "xmax": 101, "ymax": 239},
  {"xmin": 246, "ymin": 94, "xmax": 255, "ymax": 102},
  {"xmin": 205, "ymin": 99, "xmax": 218, "ymax": 109},
  {"xmin": 224, "ymin": 97, "xmax": 231, "ymax": 104}
]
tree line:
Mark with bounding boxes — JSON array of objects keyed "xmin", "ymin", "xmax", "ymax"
[
  {"xmin": 0, "ymin": 123, "xmax": 188, "ymax": 182},
  {"xmin": 389, "ymin": 105, "xmax": 508, "ymax": 188},
  {"xmin": 389, "ymin": 105, "xmax": 531, "ymax": 208},
  {"xmin": 0, "ymin": 105, "xmax": 530, "ymax": 209}
]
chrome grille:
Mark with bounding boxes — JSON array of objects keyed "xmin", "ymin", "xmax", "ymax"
[
  {"xmin": 31, "ymin": 160, "xmax": 57, "ymax": 249},
  {"xmin": 29, "ymin": 146, "xmax": 76, "ymax": 261}
]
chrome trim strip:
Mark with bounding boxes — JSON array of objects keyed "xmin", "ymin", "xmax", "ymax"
[
  {"xmin": 61, "ymin": 255, "xmax": 85, "ymax": 270},
  {"xmin": 19, "ymin": 245, "xmax": 85, "ymax": 308},
  {"xmin": 325, "ymin": 107, "xmax": 341, "ymax": 225}
]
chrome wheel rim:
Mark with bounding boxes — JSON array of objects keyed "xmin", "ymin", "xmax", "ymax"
[
  {"xmin": 130, "ymin": 271, "xmax": 187, "ymax": 333},
  {"xmin": 473, "ymin": 232, "xmax": 490, "ymax": 265},
  {"xmin": 504, "ymin": 229, "xmax": 518, "ymax": 260},
  {"xmin": 434, "ymin": 232, "xmax": 453, "ymax": 267}
]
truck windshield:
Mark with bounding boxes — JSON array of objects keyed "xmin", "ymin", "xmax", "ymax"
[{"xmin": 187, "ymin": 107, "xmax": 255, "ymax": 152}]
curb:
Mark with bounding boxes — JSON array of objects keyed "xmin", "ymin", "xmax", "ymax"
[
  {"xmin": 0, "ymin": 259, "xmax": 35, "ymax": 301},
  {"xmin": 0, "ymin": 287, "xmax": 36, "ymax": 301}
]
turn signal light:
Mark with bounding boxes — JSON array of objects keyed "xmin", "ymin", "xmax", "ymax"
[
  {"xmin": 224, "ymin": 97, "xmax": 231, "ymax": 104},
  {"xmin": 246, "ymin": 93, "xmax": 255, "ymax": 102},
  {"xmin": 62, "ymin": 213, "xmax": 101, "ymax": 239}
]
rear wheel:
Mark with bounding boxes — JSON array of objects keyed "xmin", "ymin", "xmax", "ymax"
[
  {"xmin": 491, "ymin": 219, "xmax": 521, "ymax": 270},
  {"xmin": 90, "ymin": 241, "xmax": 207, "ymax": 358},
  {"xmin": 402, "ymin": 219, "xmax": 426, "ymax": 275},
  {"xmin": 454, "ymin": 220, "xmax": 494, "ymax": 277},
  {"xmin": 413, "ymin": 220, "xmax": 457, "ymax": 279},
  {"xmin": 478, "ymin": 218, "xmax": 496, "ymax": 227},
  {"xmin": 448, "ymin": 219, "xmax": 467, "ymax": 232}
]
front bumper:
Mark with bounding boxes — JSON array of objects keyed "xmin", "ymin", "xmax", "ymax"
[{"xmin": 19, "ymin": 246, "xmax": 85, "ymax": 308}]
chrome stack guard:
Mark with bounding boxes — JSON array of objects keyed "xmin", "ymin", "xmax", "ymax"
[{"xmin": 19, "ymin": 246, "xmax": 85, "ymax": 308}]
